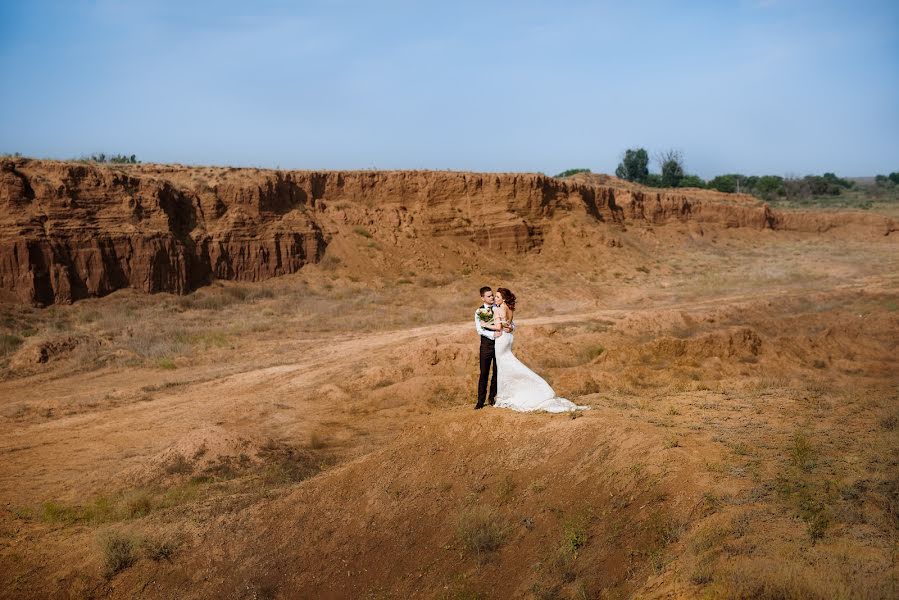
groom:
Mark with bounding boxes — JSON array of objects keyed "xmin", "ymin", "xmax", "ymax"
[{"xmin": 474, "ymin": 286, "xmax": 504, "ymax": 410}]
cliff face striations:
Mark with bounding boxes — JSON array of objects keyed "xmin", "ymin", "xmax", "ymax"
[
  {"xmin": 0, "ymin": 159, "xmax": 894, "ymax": 305},
  {"xmin": 0, "ymin": 160, "xmax": 326, "ymax": 305}
]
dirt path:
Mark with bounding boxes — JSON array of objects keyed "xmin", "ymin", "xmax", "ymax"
[{"xmin": 0, "ymin": 277, "xmax": 887, "ymax": 506}]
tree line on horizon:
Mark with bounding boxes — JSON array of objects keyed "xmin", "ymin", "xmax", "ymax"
[
  {"xmin": 0, "ymin": 151, "xmax": 140, "ymax": 164},
  {"xmin": 79, "ymin": 153, "xmax": 140, "ymax": 164},
  {"xmin": 556, "ymin": 148, "xmax": 899, "ymax": 202}
]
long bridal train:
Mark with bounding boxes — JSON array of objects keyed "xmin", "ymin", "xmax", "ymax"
[{"xmin": 493, "ymin": 331, "xmax": 589, "ymax": 413}]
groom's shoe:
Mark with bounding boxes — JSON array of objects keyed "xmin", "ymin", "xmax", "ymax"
[
  {"xmin": 488, "ymin": 398, "xmax": 496, "ymax": 406},
  {"xmin": 474, "ymin": 403, "xmax": 484, "ymax": 410}
]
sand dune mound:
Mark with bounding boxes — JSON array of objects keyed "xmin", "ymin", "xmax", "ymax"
[{"xmin": 123, "ymin": 425, "xmax": 268, "ymax": 484}]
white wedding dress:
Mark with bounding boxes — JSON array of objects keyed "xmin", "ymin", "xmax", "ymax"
[{"xmin": 493, "ymin": 327, "xmax": 588, "ymax": 413}]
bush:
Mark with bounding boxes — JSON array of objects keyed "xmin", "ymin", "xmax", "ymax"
[
  {"xmin": 554, "ymin": 168, "xmax": 591, "ymax": 178},
  {"xmin": 708, "ymin": 174, "xmax": 740, "ymax": 193},
  {"xmin": 644, "ymin": 173, "xmax": 663, "ymax": 187},
  {"xmin": 781, "ymin": 174, "xmax": 852, "ymax": 198},
  {"xmin": 754, "ymin": 175, "xmax": 785, "ymax": 198},
  {"xmin": 100, "ymin": 531, "xmax": 137, "ymax": 576},
  {"xmin": 876, "ymin": 173, "xmax": 898, "ymax": 187},
  {"xmin": 790, "ymin": 432, "xmax": 815, "ymax": 472},
  {"xmin": 457, "ymin": 507, "xmax": 507, "ymax": 560},
  {"xmin": 703, "ymin": 171, "xmax": 859, "ymax": 200},
  {"xmin": 142, "ymin": 536, "xmax": 177, "ymax": 561},
  {"xmin": 679, "ymin": 174, "xmax": 706, "ymax": 188}
]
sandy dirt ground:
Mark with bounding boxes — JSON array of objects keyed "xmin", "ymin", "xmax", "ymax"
[{"xmin": 0, "ymin": 224, "xmax": 897, "ymax": 599}]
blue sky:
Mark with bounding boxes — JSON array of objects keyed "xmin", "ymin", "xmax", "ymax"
[{"xmin": 1, "ymin": 1, "xmax": 897, "ymax": 177}]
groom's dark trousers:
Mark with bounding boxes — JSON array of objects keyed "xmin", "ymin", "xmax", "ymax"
[{"xmin": 476, "ymin": 335, "xmax": 498, "ymax": 408}]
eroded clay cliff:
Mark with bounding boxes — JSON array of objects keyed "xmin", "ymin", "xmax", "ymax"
[{"xmin": 0, "ymin": 159, "xmax": 894, "ymax": 305}]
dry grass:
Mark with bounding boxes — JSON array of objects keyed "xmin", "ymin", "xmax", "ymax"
[
  {"xmin": 306, "ymin": 431, "xmax": 328, "ymax": 450},
  {"xmin": 142, "ymin": 535, "xmax": 178, "ymax": 562},
  {"xmin": 788, "ymin": 432, "xmax": 815, "ymax": 472},
  {"xmin": 34, "ymin": 446, "xmax": 325, "ymax": 530},
  {"xmin": 561, "ymin": 513, "xmax": 590, "ymax": 558},
  {"xmin": 99, "ymin": 531, "xmax": 137, "ymax": 577},
  {"xmin": 721, "ymin": 556, "xmax": 896, "ymax": 600},
  {"xmin": 0, "ymin": 332, "xmax": 23, "ymax": 356},
  {"xmin": 456, "ymin": 506, "xmax": 508, "ymax": 561}
]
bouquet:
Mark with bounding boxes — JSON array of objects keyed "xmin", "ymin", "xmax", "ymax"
[{"xmin": 476, "ymin": 307, "xmax": 494, "ymax": 323}]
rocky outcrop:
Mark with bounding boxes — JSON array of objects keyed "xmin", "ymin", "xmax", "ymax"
[
  {"xmin": 598, "ymin": 186, "xmax": 897, "ymax": 236},
  {"xmin": 0, "ymin": 159, "xmax": 894, "ymax": 305},
  {"xmin": 610, "ymin": 188, "xmax": 774, "ymax": 229},
  {"xmin": 769, "ymin": 210, "xmax": 897, "ymax": 235},
  {"xmin": 0, "ymin": 160, "xmax": 326, "ymax": 305}
]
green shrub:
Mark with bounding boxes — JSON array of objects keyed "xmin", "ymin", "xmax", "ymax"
[
  {"xmin": 644, "ymin": 173, "xmax": 663, "ymax": 187},
  {"xmin": 554, "ymin": 168, "xmax": 591, "ymax": 178},
  {"xmin": 708, "ymin": 174, "xmax": 739, "ymax": 193},
  {"xmin": 680, "ymin": 174, "xmax": 706, "ymax": 188},
  {"xmin": 754, "ymin": 175, "xmax": 785, "ymax": 198}
]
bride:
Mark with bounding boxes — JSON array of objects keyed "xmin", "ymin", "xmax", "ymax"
[{"xmin": 491, "ymin": 288, "xmax": 588, "ymax": 413}]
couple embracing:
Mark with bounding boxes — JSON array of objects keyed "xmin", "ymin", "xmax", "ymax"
[{"xmin": 474, "ymin": 286, "xmax": 588, "ymax": 413}]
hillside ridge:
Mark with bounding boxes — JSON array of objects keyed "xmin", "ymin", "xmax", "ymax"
[{"xmin": 1, "ymin": 158, "xmax": 894, "ymax": 305}]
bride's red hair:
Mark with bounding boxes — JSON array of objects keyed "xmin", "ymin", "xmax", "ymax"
[{"xmin": 496, "ymin": 287, "xmax": 516, "ymax": 310}]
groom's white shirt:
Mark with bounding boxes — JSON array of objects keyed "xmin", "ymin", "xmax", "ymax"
[{"xmin": 474, "ymin": 304, "xmax": 516, "ymax": 340}]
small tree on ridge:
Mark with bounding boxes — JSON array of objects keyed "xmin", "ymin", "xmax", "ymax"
[
  {"xmin": 615, "ymin": 148, "xmax": 650, "ymax": 183},
  {"xmin": 656, "ymin": 149, "xmax": 685, "ymax": 188}
]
